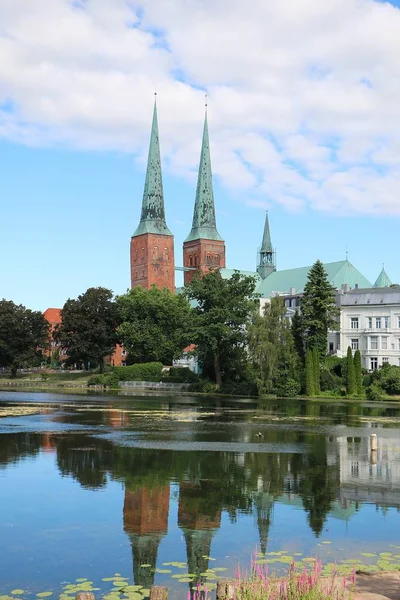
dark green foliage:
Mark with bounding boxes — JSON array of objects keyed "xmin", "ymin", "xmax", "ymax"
[
  {"xmin": 0, "ymin": 299, "xmax": 50, "ymax": 377},
  {"xmin": 345, "ymin": 346, "xmax": 356, "ymax": 395},
  {"xmin": 248, "ymin": 297, "xmax": 300, "ymax": 396},
  {"xmin": 56, "ymin": 287, "xmax": 120, "ymax": 372},
  {"xmin": 312, "ymin": 347, "xmax": 320, "ymax": 395},
  {"xmin": 117, "ymin": 286, "xmax": 191, "ymax": 365},
  {"xmin": 291, "ymin": 310, "xmax": 304, "ymax": 360},
  {"xmin": 370, "ymin": 364, "xmax": 400, "ymax": 396},
  {"xmin": 354, "ymin": 349, "xmax": 363, "ymax": 395},
  {"xmin": 164, "ymin": 367, "xmax": 200, "ymax": 383},
  {"xmin": 114, "ymin": 362, "xmax": 163, "ymax": 381},
  {"xmin": 276, "ymin": 377, "xmax": 301, "ymax": 398},
  {"xmin": 218, "ymin": 380, "xmax": 259, "ymax": 397},
  {"xmin": 366, "ymin": 383, "xmax": 383, "ymax": 401},
  {"xmin": 300, "ymin": 260, "xmax": 340, "ymax": 358},
  {"xmin": 87, "ymin": 373, "xmax": 120, "ymax": 388},
  {"xmin": 325, "ymin": 355, "xmax": 345, "ymax": 378},
  {"xmin": 305, "ymin": 348, "xmax": 315, "ymax": 396},
  {"xmin": 184, "ymin": 270, "xmax": 257, "ymax": 388},
  {"xmin": 319, "ymin": 368, "xmax": 341, "ymax": 392}
]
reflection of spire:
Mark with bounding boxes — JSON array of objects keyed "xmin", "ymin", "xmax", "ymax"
[
  {"xmin": 178, "ymin": 481, "xmax": 221, "ymax": 599},
  {"xmin": 253, "ymin": 492, "xmax": 274, "ymax": 555},
  {"xmin": 123, "ymin": 485, "xmax": 170, "ymax": 588}
]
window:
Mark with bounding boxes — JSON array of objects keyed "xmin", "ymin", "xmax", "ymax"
[
  {"xmin": 194, "ymin": 255, "xmax": 197, "ymax": 267},
  {"xmin": 381, "ymin": 337, "xmax": 388, "ymax": 350},
  {"xmin": 376, "ymin": 317, "xmax": 381, "ymax": 329},
  {"xmin": 398, "ymin": 316, "xmax": 400, "ymax": 328},
  {"xmin": 189, "ymin": 256, "xmax": 193, "ymax": 267},
  {"xmin": 351, "ymin": 339, "xmax": 359, "ymax": 350},
  {"xmin": 121, "ymin": 349, "xmax": 126, "ymax": 357},
  {"xmin": 384, "ymin": 317, "xmax": 389, "ymax": 328},
  {"xmin": 382, "ymin": 357, "xmax": 389, "ymax": 364},
  {"xmin": 329, "ymin": 342, "xmax": 334, "ymax": 353},
  {"xmin": 398, "ymin": 338, "xmax": 400, "ymax": 351},
  {"xmin": 367, "ymin": 317, "xmax": 372, "ymax": 329},
  {"xmin": 370, "ymin": 357, "xmax": 378, "ymax": 370},
  {"xmin": 370, "ymin": 336, "xmax": 378, "ymax": 350},
  {"xmin": 351, "ymin": 317, "xmax": 359, "ymax": 329}
]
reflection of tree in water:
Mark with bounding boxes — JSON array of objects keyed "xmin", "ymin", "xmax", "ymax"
[
  {"xmin": 56, "ymin": 435, "xmax": 111, "ymax": 489},
  {"xmin": 0, "ymin": 433, "xmax": 43, "ymax": 468}
]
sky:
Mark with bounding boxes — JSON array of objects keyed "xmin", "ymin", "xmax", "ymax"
[{"xmin": 1, "ymin": 0, "xmax": 400, "ymax": 311}]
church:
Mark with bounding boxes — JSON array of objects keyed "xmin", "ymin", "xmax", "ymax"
[{"xmin": 130, "ymin": 100, "xmax": 385, "ymax": 299}]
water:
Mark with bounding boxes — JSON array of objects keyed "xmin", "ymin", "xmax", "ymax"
[{"xmin": 0, "ymin": 390, "xmax": 400, "ymax": 598}]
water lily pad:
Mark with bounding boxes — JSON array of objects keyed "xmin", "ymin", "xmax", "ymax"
[
  {"xmin": 140, "ymin": 564, "xmax": 151, "ymax": 568},
  {"xmin": 123, "ymin": 586, "xmax": 143, "ymax": 592},
  {"xmin": 11, "ymin": 592, "xmax": 24, "ymax": 596},
  {"xmin": 141, "ymin": 590, "xmax": 150, "ymax": 597},
  {"xmin": 321, "ymin": 541, "xmax": 332, "ymax": 544},
  {"xmin": 361, "ymin": 553, "xmax": 377, "ymax": 558},
  {"xmin": 102, "ymin": 578, "xmax": 116, "ymax": 582},
  {"xmin": 122, "ymin": 593, "xmax": 142, "ymax": 600},
  {"xmin": 212, "ymin": 568, "xmax": 228, "ymax": 572},
  {"xmin": 75, "ymin": 579, "xmax": 88, "ymax": 583},
  {"xmin": 380, "ymin": 552, "xmax": 392, "ymax": 557},
  {"xmin": 155, "ymin": 569, "xmax": 172, "ymax": 574},
  {"xmin": 37, "ymin": 593, "xmax": 53, "ymax": 598},
  {"xmin": 178, "ymin": 578, "xmax": 194, "ymax": 583}
]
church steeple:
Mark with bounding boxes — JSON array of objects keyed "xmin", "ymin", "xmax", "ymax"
[
  {"xmin": 373, "ymin": 265, "xmax": 392, "ymax": 288},
  {"xmin": 133, "ymin": 100, "xmax": 172, "ymax": 237},
  {"xmin": 130, "ymin": 99, "xmax": 175, "ymax": 292},
  {"xmin": 185, "ymin": 111, "xmax": 222, "ymax": 243},
  {"xmin": 257, "ymin": 211, "xmax": 276, "ymax": 279},
  {"xmin": 183, "ymin": 107, "xmax": 225, "ymax": 285}
]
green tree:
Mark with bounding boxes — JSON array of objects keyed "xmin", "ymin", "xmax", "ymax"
[
  {"xmin": 346, "ymin": 346, "xmax": 356, "ymax": 395},
  {"xmin": 56, "ymin": 287, "xmax": 120, "ymax": 372},
  {"xmin": 305, "ymin": 348, "xmax": 315, "ymax": 397},
  {"xmin": 184, "ymin": 270, "xmax": 257, "ymax": 388},
  {"xmin": 0, "ymin": 300, "xmax": 50, "ymax": 377},
  {"xmin": 248, "ymin": 297, "xmax": 300, "ymax": 395},
  {"xmin": 312, "ymin": 347, "xmax": 320, "ymax": 395},
  {"xmin": 354, "ymin": 349, "xmax": 363, "ymax": 395},
  {"xmin": 300, "ymin": 260, "xmax": 339, "ymax": 358},
  {"xmin": 291, "ymin": 310, "xmax": 305, "ymax": 361},
  {"xmin": 116, "ymin": 286, "xmax": 191, "ymax": 365}
]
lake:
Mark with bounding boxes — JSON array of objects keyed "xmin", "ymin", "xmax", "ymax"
[{"xmin": 1, "ymin": 390, "xmax": 400, "ymax": 599}]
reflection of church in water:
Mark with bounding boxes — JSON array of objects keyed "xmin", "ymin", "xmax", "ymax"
[{"xmin": 122, "ymin": 479, "xmax": 272, "ymax": 594}]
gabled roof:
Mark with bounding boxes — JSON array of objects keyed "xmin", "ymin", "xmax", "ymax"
[
  {"xmin": 256, "ymin": 259, "xmax": 372, "ymax": 298},
  {"xmin": 373, "ymin": 267, "xmax": 392, "ymax": 288}
]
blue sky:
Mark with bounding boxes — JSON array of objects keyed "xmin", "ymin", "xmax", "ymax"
[{"xmin": 1, "ymin": 0, "xmax": 400, "ymax": 310}]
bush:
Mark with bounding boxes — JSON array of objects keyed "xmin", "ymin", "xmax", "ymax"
[
  {"xmin": 189, "ymin": 380, "xmax": 217, "ymax": 394},
  {"xmin": 218, "ymin": 380, "xmax": 258, "ymax": 396},
  {"xmin": 276, "ymin": 378, "xmax": 301, "ymax": 398},
  {"xmin": 114, "ymin": 362, "xmax": 163, "ymax": 382},
  {"xmin": 165, "ymin": 367, "xmax": 200, "ymax": 383},
  {"xmin": 366, "ymin": 383, "xmax": 383, "ymax": 401},
  {"xmin": 88, "ymin": 373, "xmax": 120, "ymax": 388}
]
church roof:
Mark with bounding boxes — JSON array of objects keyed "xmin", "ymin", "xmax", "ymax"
[
  {"xmin": 184, "ymin": 112, "xmax": 223, "ymax": 243},
  {"xmin": 256, "ymin": 259, "xmax": 372, "ymax": 297},
  {"xmin": 373, "ymin": 267, "xmax": 392, "ymax": 288},
  {"xmin": 260, "ymin": 211, "xmax": 273, "ymax": 253},
  {"xmin": 133, "ymin": 101, "xmax": 172, "ymax": 237}
]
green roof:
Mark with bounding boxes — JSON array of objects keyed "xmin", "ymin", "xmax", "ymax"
[
  {"xmin": 133, "ymin": 101, "xmax": 172, "ymax": 237},
  {"xmin": 260, "ymin": 211, "xmax": 273, "ymax": 253},
  {"xmin": 184, "ymin": 112, "xmax": 223, "ymax": 243},
  {"xmin": 256, "ymin": 260, "xmax": 372, "ymax": 298},
  {"xmin": 220, "ymin": 268, "xmax": 260, "ymax": 281},
  {"xmin": 373, "ymin": 267, "xmax": 392, "ymax": 288}
]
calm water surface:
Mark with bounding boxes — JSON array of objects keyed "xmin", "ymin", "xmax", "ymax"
[{"xmin": 0, "ymin": 391, "xmax": 400, "ymax": 598}]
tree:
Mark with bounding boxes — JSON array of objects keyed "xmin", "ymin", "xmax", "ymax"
[
  {"xmin": 305, "ymin": 348, "xmax": 315, "ymax": 397},
  {"xmin": 354, "ymin": 349, "xmax": 363, "ymax": 395},
  {"xmin": 56, "ymin": 287, "xmax": 120, "ymax": 372},
  {"xmin": 0, "ymin": 300, "xmax": 50, "ymax": 377},
  {"xmin": 291, "ymin": 310, "xmax": 305, "ymax": 361},
  {"xmin": 300, "ymin": 260, "xmax": 340, "ymax": 358},
  {"xmin": 312, "ymin": 347, "xmax": 320, "ymax": 395},
  {"xmin": 248, "ymin": 297, "xmax": 300, "ymax": 395},
  {"xmin": 184, "ymin": 270, "xmax": 257, "ymax": 388},
  {"xmin": 346, "ymin": 346, "xmax": 356, "ymax": 395},
  {"xmin": 116, "ymin": 286, "xmax": 191, "ymax": 365}
]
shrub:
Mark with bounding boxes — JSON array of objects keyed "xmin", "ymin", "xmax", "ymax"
[
  {"xmin": 219, "ymin": 380, "xmax": 258, "ymax": 397},
  {"xmin": 114, "ymin": 362, "xmax": 163, "ymax": 382},
  {"xmin": 366, "ymin": 383, "xmax": 383, "ymax": 401},
  {"xmin": 189, "ymin": 380, "xmax": 217, "ymax": 394},
  {"xmin": 88, "ymin": 373, "xmax": 120, "ymax": 388},
  {"xmin": 276, "ymin": 378, "xmax": 301, "ymax": 398},
  {"xmin": 166, "ymin": 367, "xmax": 200, "ymax": 383}
]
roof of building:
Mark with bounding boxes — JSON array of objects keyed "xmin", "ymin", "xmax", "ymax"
[
  {"xmin": 373, "ymin": 266, "xmax": 392, "ymax": 288},
  {"xmin": 256, "ymin": 259, "xmax": 372, "ymax": 297},
  {"xmin": 184, "ymin": 112, "xmax": 223, "ymax": 243},
  {"xmin": 133, "ymin": 101, "xmax": 172, "ymax": 237},
  {"xmin": 260, "ymin": 211, "xmax": 273, "ymax": 253},
  {"xmin": 43, "ymin": 308, "xmax": 62, "ymax": 325}
]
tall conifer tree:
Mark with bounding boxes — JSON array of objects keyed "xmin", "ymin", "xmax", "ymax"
[
  {"xmin": 354, "ymin": 349, "xmax": 363, "ymax": 395},
  {"xmin": 312, "ymin": 347, "xmax": 320, "ymax": 395},
  {"xmin": 346, "ymin": 346, "xmax": 356, "ymax": 395},
  {"xmin": 300, "ymin": 260, "xmax": 339, "ymax": 358}
]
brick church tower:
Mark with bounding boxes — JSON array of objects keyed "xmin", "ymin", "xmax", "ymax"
[
  {"xmin": 183, "ymin": 110, "xmax": 225, "ymax": 285},
  {"xmin": 130, "ymin": 101, "xmax": 175, "ymax": 292}
]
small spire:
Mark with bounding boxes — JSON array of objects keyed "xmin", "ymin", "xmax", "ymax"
[
  {"xmin": 257, "ymin": 211, "xmax": 276, "ymax": 279},
  {"xmin": 184, "ymin": 107, "xmax": 223, "ymax": 243},
  {"xmin": 260, "ymin": 211, "xmax": 273, "ymax": 253},
  {"xmin": 132, "ymin": 100, "xmax": 172, "ymax": 237},
  {"xmin": 373, "ymin": 266, "xmax": 392, "ymax": 288}
]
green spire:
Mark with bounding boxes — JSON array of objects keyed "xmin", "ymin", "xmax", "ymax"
[
  {"xmin": 185, "ymin": 111, "xmax": 223, "ymax": 243},
  {"xmin": 133, "ymin": 101, "xmax": 172, "ymax": 237},
  {"xmin": 257, "ymin": 211, "xmax": 276, "ymax": 279},
  {"xmin": 373, "ymin": 265, "xmax": 392, "ymax": 288}
]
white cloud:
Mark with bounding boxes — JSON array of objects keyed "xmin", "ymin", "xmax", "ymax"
[{"xmin": 1, "ymin": 0, "xmax": 400, "ymax": 214}]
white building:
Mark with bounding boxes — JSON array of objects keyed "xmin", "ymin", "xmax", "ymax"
[{"xmin": 338, "ymin": 286, "xmax": 400, "ymax": 370}]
